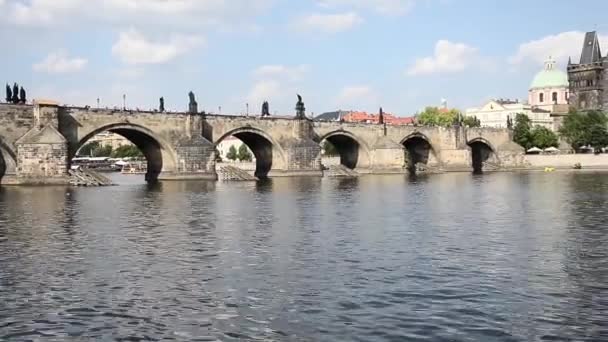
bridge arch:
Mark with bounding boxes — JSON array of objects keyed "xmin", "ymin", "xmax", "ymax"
[
  {"xmin": 214, "ymin": 126, "xmax": 287, "ymax": 178},
  {"xmin": 401, "ymin": 133, "xmax": 439, "ymax": 174},
  {"xmin": 74, "ymin": 123, "xmax": 178, "ymax": 183},
  {"xmin": 317, "ymin": 130, "xmax": 371, "ymax": 170},
  {"xmin": 0, "ymin": 141, "xmax": 17, "ymax": 183},
  {"xmin": 467, "ymin": 138, "xmax": 499, "ymax": 173}
]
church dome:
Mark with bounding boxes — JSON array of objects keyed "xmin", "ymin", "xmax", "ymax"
[{"xmin": 530, "ymin": 57, "xmax": 568, "ymax": 90}]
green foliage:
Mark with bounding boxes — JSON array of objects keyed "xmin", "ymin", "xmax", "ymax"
[
  {"xmin": 226, "ymin": 145, "xmax": 238, "ymax": 161},
  {"xmin": 237, "ymin": 144, "xmax": 253, "ymax": 162},
  {"xmin": 530, "ymin": 126, "xmax": 558, "ymax": 149},
  {"xmin": 559, "ymin": 110, "xmax": 608, "ymax": 151},
  {"xmin": 513, "ymin": 113, "xmax": 533, "ymax": 149},
  {"xmin": 111, "ymin": 145, "xmax": 143, "ymax": 158},
  {"xmin": 78, "ymin": 141, "xmax": 99, "ymax": 156},
  {"xmin": 588, "ymin": 124, "xmax": 608, "ymax": 152},
  {"xmin": 322, "ymin": 140, "xmax": 338, "ymax": 156},
  {"xmin": 416, "ymin": 107, "xmax": 461, "ymax": 127},
  {"xmin": 463, "ymin": 115, "xmax": 481, "ymax": 128},
  {"xmin": 78, "ymin": 141, "xmax": 113, "ymax": 157},
  {"xmin": 512, "ymin": 113, "xmax": 559, "ymax": 150}
]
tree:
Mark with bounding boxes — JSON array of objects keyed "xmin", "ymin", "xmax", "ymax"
[
  {"xmin": 237, "ymin": 144, "xmax": 253, "ymax": 162},
  {"xmin": 5, "ymin": 84, "xmax": 11, "ymax": 103},
  {"xmin": 226, "ymin": 145, "xmax": 238, "ymax": 161},
  {"xmin": 19, "ymin": 87, "xmax": 26, "ymax": 104},
  {"xmin": 559, "ymin": 110, "xmax": 608, "ymax": 151},
  {"xmin": 588, "ymin": 124, "xmax": 608, "ymax": 152},
  {"xmin": 463, "ymin": 115, "xmax": 481, "ymax": 127},
  {"xmin": 97, "ymin": 145, "xmax": 113, "ymax": 157},
  {"xmin": 416, "ymin": 107, "xmax": 460, "ymax": 127},
  {"xmin": 78, "ymin": 141, "xmax": 100, "ymax": 156},
  {"xmin": 530, "ymin": 126, "xmax": 558, "ymax": 149},
  {"xmin": 11, "ymin": 83, "xmax": 19, "ymax": 104},
  {"xmin": 77, "ymin": 142, "xmax": 113, "ymax": 157},
  {"xmin": 513, "ymin": 113, "xmax": 533, "ymax": 149},
  {"xmin": 323, "ymin": 140, "xmax": 338, "ymax": 156},
  {"xmin": 111, "ymin": 145, "xmax": 143, "ymax": 158}
]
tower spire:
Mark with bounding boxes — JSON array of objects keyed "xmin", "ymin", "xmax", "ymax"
[{"xmin": 580, "ymin": 31, "xmax": 602, "ymax": 64}]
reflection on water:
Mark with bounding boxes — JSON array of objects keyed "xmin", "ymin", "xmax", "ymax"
[{"xmin": 1, "ymin": 172, "xmax": 608, "ymax": 341}]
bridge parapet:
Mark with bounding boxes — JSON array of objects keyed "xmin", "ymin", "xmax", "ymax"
[{"xmin": 0, "ymin": 102, "xmax": 527, "ymax": 185}]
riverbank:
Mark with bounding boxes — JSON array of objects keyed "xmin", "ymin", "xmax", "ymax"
[{"xmin": 524, "ymin": 154, "xmax": 608, "ymax": 170}]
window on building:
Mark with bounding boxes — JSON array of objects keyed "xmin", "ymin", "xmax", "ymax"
[
  {"xmin": 552, "ymin": 92, "xmax": 558, "ymax": 103},
  {"xmin": 539, "ymin": 93, "xmax": 544, "ymax": 103}
]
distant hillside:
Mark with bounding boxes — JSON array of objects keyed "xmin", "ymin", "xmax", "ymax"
[{"xmin": 314, "ymin": 110, "xmax": 350, "ymax": 121}]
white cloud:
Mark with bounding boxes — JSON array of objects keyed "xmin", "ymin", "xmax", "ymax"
[
  {"xmin": 294, "ymin": 12, "xmax": 363, "ymax": 33},
  {"xmin": 253, "ymin": 64, "xmax": 310, "ymax": 81},
  {"xmin": 510, "ymin": 31, "xmax": 608, "ymax": 66},
  {"xmin": 246, "ymin": 64, "xmax": 311, "ymax": 113},
  {"xmin": 0, "ymin": 0, "xmax": 273, "ymax": 29},
  {"xmin": 317, "ymin": 0, "xmax": 414, "ymax": 15},
  {"xmin": 407, "ymin": 40, "xmax": 484, "ymax": 76},
  {"xmin": 247, "ymin": 80, "xmax": 282, "ymax": 106},
  {"xmin": 335, "ymin": 85, "xmax": 378, "ymax": 109},
  {"xmin": 112, "ymin": 29, "xmax": 204, "ymax": 65},
  {"xmin": 33, "ymin": 51, "xmax": 88, "ymax": 73}
]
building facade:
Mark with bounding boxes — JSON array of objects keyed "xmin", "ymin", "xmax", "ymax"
[
  {"xmin": 529, "ymin": 57, "xmax": 569, "ymax": 111},
  {"xmin": 467, "ymin": 57, "xmax": 571, "ymax": 131},
  {"xmin": 465, "ymin": 99, "xmax": 553, "ymax": 129},
  {"xmin": 568, "ymin": 31, "xmax": 608, "ymax": 111},
  {"xmin": 88, "ymin": 132, "xmax": 133, "ymax": 150}
]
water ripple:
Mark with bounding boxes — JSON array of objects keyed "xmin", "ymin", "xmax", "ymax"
[{"xmin": 1, "ymin": 173, "xmax": 608, "ymax": 341}]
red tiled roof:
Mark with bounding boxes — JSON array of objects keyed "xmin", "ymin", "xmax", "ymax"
[{"xmin": 341, "ymin": 111, "xmax": 415, "ymax": 125}]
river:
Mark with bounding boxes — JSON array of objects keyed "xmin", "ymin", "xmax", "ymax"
[{"xmin": 1, "ymin": 172, "xmax": 607, "ymax": 341}]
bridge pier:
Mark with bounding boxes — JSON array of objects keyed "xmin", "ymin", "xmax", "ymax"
[
  {"xmin": 368, "ymin": 136, "xmax": 407, "ymax": 174},
  {"xmin": 161, "ymin": 127, "xmax": 218, "ymax": 181},
  {"xmin": 11, "ymin": 103, "xmax": 71, "ymax": 185},
  {"xmin": 0, "ymin": 103, "xmax": 528, "ymax": 185},
  {"xmin": 276, "ymin": 119, "xmax": 323, "ymax": 177}
]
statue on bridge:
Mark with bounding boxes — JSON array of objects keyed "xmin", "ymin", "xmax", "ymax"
[
  {"xmin": 19, "ymin": 87, "xmax": 26, "ymax": 104},
  {"xmin": 188, "ymin": 91, "xmax": 198, "ymax": 114},
  {"xmin": 159, "ymin": 97, "xmax": 165, "ymax": 112},
  {"xmin": 295, "ymin": 94, "xmax": 306, "ymax": 119},
  {"xmin": 261, "ymin": 101, "xmax": 270, "ymax": 117},
  {"xmin": 11, "ymin": 83, "xmax": 19, "ymax": 104},
  {"xmin": 5, "ymin": 84, "xmax": 11, "ymax": 103}
]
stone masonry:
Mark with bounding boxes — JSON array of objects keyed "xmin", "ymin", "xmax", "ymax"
[
  {"xmin": 568, "ymin": 31, "xmax": 608, "ymax": 111},
  {"xmin": 0, "ymin": 102, "xmax": 525, "ymax": 185}
]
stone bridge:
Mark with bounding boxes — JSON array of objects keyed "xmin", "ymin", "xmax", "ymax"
[{"xmin": 0, "ymin": 102, "xmax": 526, "ymax": 185}]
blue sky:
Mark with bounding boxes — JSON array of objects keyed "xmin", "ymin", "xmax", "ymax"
[{"xmin": 1, "ymin": 0, "xmax": 607, "ymax": 116}]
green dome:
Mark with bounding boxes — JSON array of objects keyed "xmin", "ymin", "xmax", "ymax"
[{"xmin": 529, "ymin": 58, "xmax": 568, "ymax": 90}]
